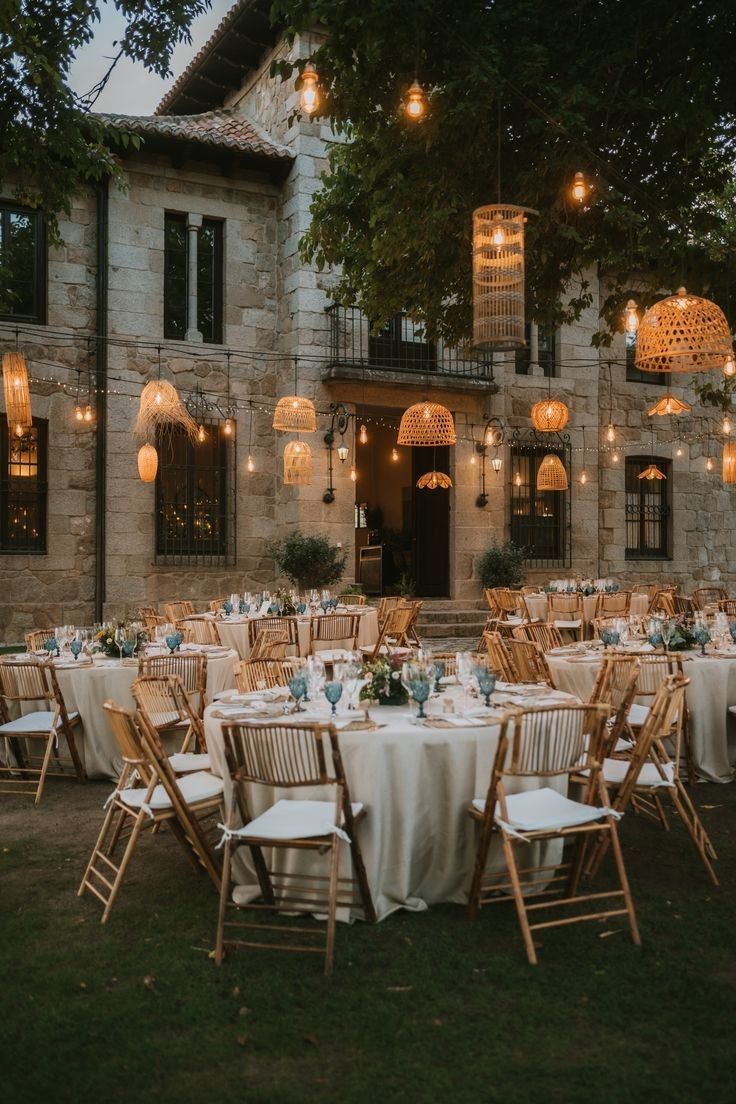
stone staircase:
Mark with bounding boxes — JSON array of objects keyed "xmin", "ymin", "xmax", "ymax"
[{"xmin": 414, "ymin": 598, "xmax": 488, "ymax": 642}]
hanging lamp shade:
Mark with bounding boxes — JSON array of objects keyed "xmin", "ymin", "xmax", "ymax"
[
  {"xmin": 530, "ymin": 398, "xmax": 569, "ymax": 432},
  {"xmin": 723, "ymin": 441, "xmax": 736, "ymax": 484},
  {"xmin": 283, "ymin": 439, "xmax": 312, "ymax": 485},
  {"xmin": 273, "ymin": 395, "xmax": 317, "ymax": 433},
  {"xmin": 638, "ymin": 463, "xmax": 667, "ymax": 481},
  {"xmin": 647, "ymin": 394, "xmax": 691, "ymax": 417},
  {"xmin": 416, "ymin": 470, "xmax": 452, "ymax": 490},
  {"xmin": 472, "ymin": 204, "xmax": 531, "ymax": 350},
  {"xmin": 137, "ymin": 443, "xmax": 158, "ymax": 483},
  {"xmin": 397, "ymin": 401, "xmax": 456, "ymax": 447},
  {"xmin": 134, "ymin": 380, "xmax": 198, "ymax": 441},
  {"xmin": 537, "ymin": 453, "xmax": 568, "ymax": 491},
  {"xmin": 635, "ymin": 287, "xmax": 732, "ymax": 373},
  {"xmin": 2, "ymin": 351, "xmax": 32, "ymax": 437}
]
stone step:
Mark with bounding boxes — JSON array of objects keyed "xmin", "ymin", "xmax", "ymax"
[
  {"xmin": 417, "ymin": 609, "xmax": 488, "ymax": 626},
  {"xmin": 420, "ymin": 623, "xmax": 483, "ymax": 639}
]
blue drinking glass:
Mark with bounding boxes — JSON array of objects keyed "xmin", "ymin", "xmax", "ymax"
[
  {"xmin": 408, "ymin": 678, "xmax": 430, "ymax": 719},
  {"xmin": 474, "ymin": 667, "xmax": 497, "ymax": 708},
  {"xmin": 165, "ymin": 634, "xmax": 178, "ymax": 654},
  {"xmin": 44, "ymin": 637, "xmax": 59, "ymax": 658},
  {"xmin": 174, "ymin": 631, "xmax": 184, "ymax": 651},
  {"xmin": 648, "ymin": 632, "xmax": 664, "ymax": 649},
  {"xmin": 238, "ymin": 599, "xmax": 246, "ymax": 615},
  {"xmin": 121, "ymin": 640, "xmax": 134, "ymax": 658},
  {"xmin": 433, "ymin": 660, "xmax": 445, "ymax": 694},
  {"xmin": 288, "ymin": 675, "xmax": 307, "ymax": 712},
  {"xmin": 269, "ymin": 603, "xmax": 279, "ymax": 615},
  {"xmin": 324, "ymin": 680, "xmax": 343, "ymax": 716},
  {"xmin": 693, "ymin": 627, "xmax": 711, "ymax": 656},
  {"xmin": 320, "ymin": 599, "xmax": 331, "ymax": 614},
  {"xmin": 297, "ymin": 602, "xmax": 307, "ymax": 615},
  {"xmin": 223, "ymin": 600, "xmax": 233, "ymax": 615},
  {"xmin": 729, "ymin": 621, "xmax": 736, "ymax": 644},
  {"xmin": 330, "ymin": 597, "xmax": 339, "ymax": 610},
  {"xmin": 70, "ymin": 640, "xmax": 83, "ymax": 661}
]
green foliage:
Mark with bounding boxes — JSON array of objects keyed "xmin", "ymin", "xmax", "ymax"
[
  {"xmin": 0, "ymin": 2, "xmax": 210, "ymax": 240},
  {"xmin": 273, "ymin": 0, "xmax": 736, "ymax": 342},
  {"xmin": 339, "ymin": 582, "xmax": 365, "ymax": 596},
  {"xmin": 692, "ymin": 374, "xmax": 736, "ymax": 413},
  {"xmin": 386, "ymin": 572, "xmax": 416, "ymax": 598},
  {"xmin": 271, "ymin": 529, "xmax": 347, "ymax": 590},
  {"xmin": 477, "ymin": 540, "xmax": 526, "ymax": 590}
]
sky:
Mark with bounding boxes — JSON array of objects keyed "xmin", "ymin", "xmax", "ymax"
[{"xmin": 67, "ymin": 1, "xmax": 235, "ymax": 115}]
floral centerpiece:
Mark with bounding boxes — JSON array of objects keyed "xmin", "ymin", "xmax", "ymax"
[
  {"xmin": 664, "ymin": 617, "xmax": 698, "ymax": 651},
  {"xmin": 93, "ymin": 621, "xmax": 148, "ymax": 658},
  {"xmin": 274, "ymin": 587, "xmax": 297, "ymax": 616},
  {"xmin": 359, "ymin": 654, "xmax": 408, "ymax": 705}
]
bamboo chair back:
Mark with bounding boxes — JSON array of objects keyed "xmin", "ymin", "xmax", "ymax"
[
  {"xmin": 138, "ymin": 606, "xmax": 165, "ymax": 626},
  {"xmin": 630, "ymin": 652, "xmax": 684, "ymax": 697},
  {"xmin": 222, "ymin": 720, "xmax": 341, "ymax": 790},
  {"xmin": 310, "ymin": 613, "xmax": 360, "ymax": 647},
  {"xmin": 492, "ymin": 588, "xmax": 523, "ymax": 617},
  {"xmin": 513, "ymin": 622, "xmax": 563, "ymax": 651},
  {"xmin": 24, "ymin": 630, "xmax": 51, "ymax": 653},
  {"xmin": 520, "ymin": 585, "xmax": 542, "ymax": 596},
  {"xmin": 692, "ymin": 586, "xmax": 728, "ymax": 610},
  {"xmin": 249, "ymin": 628, "xmax": 289, "ymax": 660},
  {"xmin": 672, "ymin": 594, "xmax": 695, "ymax": 617},
  {"xmin": 340, "ymin": 593, "xmax": 366, "ymax": 605},
  {"xmin": 718, "ymin": 598, "xmax": 736, "ymax": 617},
  {"xmin": 138, "ymin": 653, "xmax": 207, "ymax": 704},
  {"xmin": 368, "ymin": 604, "xmax": 414, "ymax": 658},
  {"xmin": 102, "ymin": 700, "xmax": 157, "ymax": 784},
  {"xmin": 209, "ymin": 597, "xmax": 228, "ymax": 613},
  {"xmin": 596, "ymin": 592, "xmax": 631, "ymax": 616},
  {"xmin": 428, "ymin": 651, "xmax": 458, "ymax": 677},
  {"xmin": 484, "ymin": 588, "xmax": 501, "ymax": 615},
  {"xmin": 604, "ymin": 661, "xmax": 641, "ymax": 756},
  {"xmin": 589, "ymin": 654, "xmax": 639, "ymax": 709},
  {"xmin": 504, "ymin": 639, "xmax": 553, "ymax": 685},
  {"xmin": 651, "ymin": 591, "xmax": 675, "ymax": 616},
  {"xmin": 546, "ymin": 593, "xmax": 583, "ymax": 619},
  {"xmin": 632, "ymin": 584, "xmax": 658, "ymax": 601},
  {"xmin": 499, "ymin": 703, "xmax": 609, "ymax": 779},
  {"xmin": 233, "ymin": 660, "xmax": 284, "ymax": 694},
  {"xmin": 131, "ymin": 674, "xmax": 204, "ymax": 751},
  {"xmin": 164, "ymin": 601, "xmax": 195, "ymax": 622},
  {"xmin": 480, "ymin": 632, "xmax": 518, "ymax": 682},
  {"xmin": 607, "ymin": 677, "xmax": 689, "ymax": 809},
  {"xmin": 248, "ymin": 616, "xmax": 299, "ymax": 650},
  {"xmin": 0, "ymin": 659, "xmax": 70, "ymax": 723},
  {"xmin": 376, "ymin": 596, "xmax": 402, "ymax": 626},
  {"xmin": 175, "ymin": 617, "xmax": 221, "ymax": 646}
]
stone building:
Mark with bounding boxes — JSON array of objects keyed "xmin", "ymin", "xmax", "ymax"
[{"xmin": 0, "ymin": 0, "xmax": 732, "ymax": 642}]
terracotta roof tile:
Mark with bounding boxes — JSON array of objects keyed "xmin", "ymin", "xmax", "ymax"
[{"xmin": 98, "ymin": 109, "xmax": 292, "ymax": 161}]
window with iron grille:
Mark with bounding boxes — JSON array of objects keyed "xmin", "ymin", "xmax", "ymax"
[
  {"xmin": 368, "ymin": 312, "xmax": 437, "ymax": 371},
  {"xmin": 515, "ymin": 324, "xmax": 556, "ymax": 376},
  {"xmin": 155, "ymin": 421, "xmax": 235, "ymax": 565},
  {"xmin": 0, "ymin": 416, "xmax": 47, "ymax": 553},
  {"xmin": 625, "ymin": 456, "xmax": 671, "ymax": 558},
  {"xmin": 625, "ymin": 331, "xmax": 665, "ymax": 384},
  {"xmin": 510, "ymin": 440, "xmax": 571, "ymax": 567},
  {"xmin": 163, "ymin": 213, "xmax": 223, "ymax": 343},
  {"xmin": 0, "ymin": 202, "xmax": 46, "ymax": 323}
]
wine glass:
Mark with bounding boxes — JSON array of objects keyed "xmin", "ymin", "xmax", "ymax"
[
  {"xmin": 324, "ymin": 680, "xmax": 343, "ymax": 716},
  {"xmin": 44, "ymin": 636, "xmax": 59, "ymax": 660},
  {"xmin": 306, "ymin": 655, "xmax": 325, "ymax": 704},
  {"xmin": 288, "ymin": 674, "xmax": 307, "ymax": 712},
  {"xmin": 474, "ymin": 665, "xmax": 497, "ymax": 708},
  {"xmin": 406, "ymin": 670, "xmax": 431, "ymax": 719},
  {"xmin": 432, "ymin": 660, "xmax": 446, "ymax": 694},
  {"xmin": 70, "ymin": 633, "xmax": 83, "ymax": 661},
  {"xmin": 661, "ymin": 619, "xmax": 674, "ymax": 652},
  {"xmin": 342, "ymin": 659, "xmax": 362, "ymax": 710},
  {"xmin": 114, "ymin": 626, "xmax": 126, "ymax": 662}
]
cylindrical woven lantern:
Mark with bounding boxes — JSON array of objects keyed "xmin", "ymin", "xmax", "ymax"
[
  {"xmin": 283, "ymin": 439, "xmax": 313, "ymax": 485},
  {"xmin": 723, "ymin": 442, "xmax": 736, "ymax": 485},
  {"xmin": 472, "ymin": 204, "xmax": 528, "ymax": 350},
  {"xmin": 537, "ymin": 453, "xmax": 568, "ymax": 491},
  {"xmin": 273, "ymin": 396, "xmax": 317, "ymax": 433},
  {"xmin": 397, "ymin": 401, "xmax": 456, "ymax": 446},
  {"xmin": 2, "ymin": 351, "xmax": 32, "ymax": 437},
  {"xmin": 135, "ymin": 380, "xmax": 198, "ymax": 442},
  {"xmin": 416, "ymin": 470, "xmax": 452, "ymax": 490},
  {"xmin": 137, "ymin": 443, "xmax": 158, "ymax": 483},
  {"xmin": 647, "ymin": 394, "xmax": 691, "ymax": 417},
  {"xmin": 531, "ymin": 399, "xmax": 569, "ymax": 432},
  {"xmin": 635, "ymin": 287, "xmax": 732, "ymax": 373}
]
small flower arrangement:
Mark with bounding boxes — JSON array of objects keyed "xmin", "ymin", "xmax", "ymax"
[
  {"xmin": 359, "ymin": 654, "xmax": 408, "ymax": 705},
  {"xmin": 93, "ymin": 621, "xmax": 148, "ymax": 658},
  {"xmin": 274, "ymin": 588, "xmax": 297, "ymax": 616}
]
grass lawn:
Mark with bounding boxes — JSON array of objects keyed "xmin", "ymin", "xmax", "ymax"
[{"xmin": 2, "ymin": 778, "xmax": 735, "ymax": 1104}]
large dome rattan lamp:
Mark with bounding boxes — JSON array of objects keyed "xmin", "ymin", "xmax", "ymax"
[
  {"xmin": 536, "ymin": 453, "xmax": 568, "ymax": 491},
  {"xmin": 635, "ymin": 287, "xmax": 732, "ymax": 373},
  {"xmin": 397, "ymin": 401, "xmax": 456, "ymax": 447},
  {"xmin": 531, "ymin": 398, "xmax": 569, "ymax": 432},
  {"xmin": 273, "ymin": 396, "xmax": 317, "ymax": 433}
]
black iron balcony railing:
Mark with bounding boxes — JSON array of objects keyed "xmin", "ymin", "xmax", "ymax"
[{"xmin": 326, "ymin": 305, "xmax": 494, "ymax": 381}]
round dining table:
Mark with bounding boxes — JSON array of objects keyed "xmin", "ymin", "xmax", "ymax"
[
  {"xmin": 548, "ymin": 646, "xmax": 736, "ymax": 783},
  {"xmin": 523, "ymin": 592, "xmax": 650, "ymax": 630},
  {"xmin": 212, "ymin": 606, "xmax": 379, "ymax": 660},
  {"xmin": 203, "ymin": 682, "xmax": 579, "ymax": 921}
]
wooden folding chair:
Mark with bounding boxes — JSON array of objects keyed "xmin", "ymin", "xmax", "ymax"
[
  {"xmin": 233, "ymin": 660, "xmax": 284, "ymax": 694},
  {"xmin": 651, "ymin": 590, "xmax": 675, "ymax": 617},
  {"xmin": 138, "ymin": 653, "xmax": 208, "ymax": 718},
  {"xmin": 377, "ymin": 596, "xmax": 402, "ymax": 629},
  {"xmin": 138, "ymin": 606, "xmax": 165, "ymax": 627},
  {"xmin": 310, "ymin": 613, "xmax": 360, "ymax": 654},
  {"xmin": 176, "ymin": 617, "xmax": 221, "ymax": 646},
  {"xmin": 24, "ymin": 629, "xmax": 51, "ymax": 653},
  {"xmin": 0, "ymin": 659, "xmax": 86, "ymax": 804},
  {"xmin": 505, "ymin": 639, "xmax": 554, "ymax": 686},
  {"xmin": 718, "ymin": 598, "xmax": 736, "ymax": 617},
  {"xmin": 622, "ymin": 652, "xmax": 694, "ymax": 784},
  {"xmin": 467, "ymin": 702, "xmax": 639, "ymax": 964},
  {"xmin": 428, "ymin": 651, "xmax": 458, "ymax": 677},
  {"xmin": 546, "ymin": 593, "xmax": 584, "ymax": 641},
  {"xmin": 492, "ymin": 588, "xmax": 525, "ymax": 623},
  {"xmin": 596, "ymin": 591, "xmax": 631, "ymax": 617},
  {"xmin": 360, "ymin": 604, "xmax": 413, "ymax": 660},
  {"xmin": 480, "ymin": 632, "xmax": 519, "ymax": 682},
  {"xmin": 484, "ymin": 588, "xmax": 501, "ymax": 616},
  {"xmin": 632, "ymin": 584, "xmax": 658, "ymax": 602},
  {"xmin": 248, "ymin": 616, "xmax": 299, "ymax": 655},
  {"xmin": 78, "ymin": 702, "xmax": 223, "ymax": 923},
  {"xmin": 339, "ymin": 592, "xmax": 366, "ymax": 605},
  {"xmin": 214, "ymin": 720, "xmax": 375, "ymax": 975},
  {"xmin": 209, "ymin": 597, "xmax": 228, "ymax": 613},
  {"xmin": 164, "ymin": 601, "xmax": 195, "ymax": 622},
  {"xmin": 513, "ymin": 622, "xmax": 563, "ymax": 651},
  {"xmin": 249, "ymin": 628, "xmax": 289, "ymax": 660},
  {"xmin": 587, "ymin": 656, "xmax": 641, "ymax": 756},
  {"xmin": 131, "ymin": 674, "xmax": 207, "ymax": 758},
  {"xmin": 585, "ymin": 675, "xmax": 718, "ymax": 886},
  {"xmin": 672, "ymin": 594, "xmax": 695, "ymax": 617},
  {"xmin": 692, "ymin": 586, "xmax": 728, "ymax": 610}
]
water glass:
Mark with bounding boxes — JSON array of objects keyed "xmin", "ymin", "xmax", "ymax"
[
  {"xmin": 44, "ymin": 637, "xmax": 59, "ymax": 658},
  {"xmin": 165, "ymin": 634, "xmax": 178, "ymax": 654},
  {"xmin": 223, "ymin": 600, "xmax": 233, "ymax": 616},
  {"xmin": 324, "ymin": 680, "xmax": 343, "ymax": 716},
  {"xmin": 288, "ymin": 675, "xmax": 307, "ymax": 712},
  {"xmin": 432, "ymin": 660, "xmax": 445, "ymax": 694},
  {"xmin": 70, "ymin": 639, "xmax": 83, "ymax": 661},
  {"xmin": 474, "ymin": 666, "xmax": 497, "ymax": 708},
  {"xmin": 407, "ymin": 676, "xmax": 431, "ymax": 719}
]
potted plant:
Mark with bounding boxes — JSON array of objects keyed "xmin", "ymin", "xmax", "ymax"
[
  {"xmin": 476, "ymin": 540, "xmax": 526, "ymax": 590},
  {"xmin": 270, "ymin": 530, "xmax": 347, "ymax": 592}
]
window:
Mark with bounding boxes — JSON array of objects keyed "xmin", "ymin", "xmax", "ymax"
[
  {"xmin": 0, "ymin": 416, "xmax": 47, "ymax": 552},
  {"xmin": 155, "ymin": 421, "xmax": 235, "ymax": 565},
  {"xmin": 163, "ymin": 214, "xmax": 223, "ymax": 343},
  {"xmin": 510, "ymin": 443, "xmax": 570, "ymax": 566},
  {"xmin": 515, "ymin": 324, "xmax": 556, "ymax": 376},
  {"xmin": 625, "ymin": 331, "xmax": 665, "ymax": 384},
  {"xmin": 0, "ymin": 203, "xmax": 46, "ymax": 322},
  {"xmin": 368, "ymin": 312, "xmax": 436, "ymax": 371},
  {"xmin": 625, "ymin": 456, "xmax": 671, "ymax": 558}
]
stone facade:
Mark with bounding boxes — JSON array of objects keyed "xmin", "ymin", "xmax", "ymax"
[{"xmin": 1, "ymin": 28, "xmax": 733, "ymax": 642}]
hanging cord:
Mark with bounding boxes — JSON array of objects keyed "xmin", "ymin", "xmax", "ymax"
[{"xmin": 496, "ymin": 94, "xmax": 502, "ymax": 204}]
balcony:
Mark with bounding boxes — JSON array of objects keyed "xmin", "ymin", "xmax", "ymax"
[{"xmin": 322, "ymin": 305, "xmax": 497, "ymax": 391}]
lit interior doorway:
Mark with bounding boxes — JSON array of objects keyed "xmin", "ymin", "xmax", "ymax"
[{"xmin": 354, "ymin": 411, "xmax": 450, "ymax": 597}]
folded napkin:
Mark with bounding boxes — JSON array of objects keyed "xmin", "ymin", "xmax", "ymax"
[
  {"xmin": 424, "ymin": 714, "xmax": 488, "ymax": 728},
  {"xmin": 53, "ymin": 658, "xmax": 94, "ymax": 669}
]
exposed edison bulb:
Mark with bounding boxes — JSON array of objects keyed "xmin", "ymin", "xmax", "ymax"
[
  {"xmin": 571, "ymin": 170, "xmax": 588, "ymax": 203},
  {"xmin": 514, "ymin": 470, "xmax": 522, "ymax": 487},
  {"xmin": 246, "ymin": 454, "xmax": 255, "ymax": 473},
  {"xmin": 469, "ymin": 452, "xmax": 477, "ymax": 466},
  {"xmin": 612, "ymin": 450, "xmax": 620, "ymax": 463},
  {"xmin": 723, "ymin": 415, "xmax": 732, "ymax": 435},
  {"xmin": 605, "ymin": 422, "xmax": 616, "ymax": 444},
  {"xmin": 75, "ymin": 404, "xmax": 83, "ymax": 422},
  {"xmin": 14, "ymin": 422, "xmax": 24, "ymax": 438},
  {"xmin": 404, "ymin": 79, "xmax": 427, "ymax": 120},
  {"xmin": 491, "ymin": 219, "xmax": 506, "ymax": 248},
  {"xmin": 337, "ymin": 443, "xmax": 349, "ymax": 463},
  {"xmin": 299, "ymin": 62, "xmax": 319, "ymax": 116},
  {"xmin": 154, "ymin": 389, "xmax": 162, "ymax": 406},
  {"xmin": 223, "ymin": 418, "xmax": 233, "ymax": 436},
  {"xmin": 349, "ymin": 465, "xmax": 358, "ymax": 483},
  {"xmin": 580, "ymin": 469, "xmax": 588, "ymax": 485},
  {"xmin": 359, "ymin": 423, "xmax": 368, "ymax": 445},
  {"xmin": 624, "ymin": 299, "xmax": 639, "ymax": 333},
  {"xmin": 675, "ymin": 443, "xmax": 683, "ymax": 458},
  {"xmin": 706, "ymin": 456, "xmax": 714, "ymax": 472},
  {"xmin": 197, "ymin": 424, "xmax": 206, "ymax": 444},
  {"xmin": 83, "ymin": 405, "xmax": 93, "ymax": 423},
  {"xmin": 391, "ymin": 447, "xmax": 399, "ymax": 462},
  {"xmin": 724, "ymin": 353, "xmax": 736, "ymax": 378}
]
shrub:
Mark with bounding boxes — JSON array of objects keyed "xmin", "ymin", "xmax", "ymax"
[
  {"xmin": 271, "ymin": 530, "xmax": 347, "ymax": 591},
  {"xmin": 477, "ymin": 540, "xmax": 526, "ymax": 590}
]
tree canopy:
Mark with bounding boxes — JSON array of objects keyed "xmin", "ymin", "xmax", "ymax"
[
  {"xmin": 273, "ymin": 0, "xmax": 736, "ymax": 343},
  {"xmin": 0, "ymin": 1, "xmax": 210, "ymax": 240}
]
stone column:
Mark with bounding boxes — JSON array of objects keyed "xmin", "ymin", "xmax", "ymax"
[
  {"xmin": 185, "ymin": 213, "xmax": 203, "ymax": 342},
  {"xmin": 528, "ymin": 321, "xmax": 544, "ymax": 376}
]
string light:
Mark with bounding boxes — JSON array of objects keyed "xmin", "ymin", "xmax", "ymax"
[
  {"xmin": 605, "ymin": 423, "xmax": 615, "ymax": 443},
  {"xmin": 197, "ymin": 424, "xmax": 206, "ymax": 444},
  {"xmin": 223, "ymin": 417, "xmax": 233, "ymax": 436},
  {"xmin": 724, "ymin": 353, "xmax": 736, "ymax": 378},
  {"xmin": 391, "ymin": 447, "xmax": 399, "ymax": 462},
  {"xmin": 299, "ymin": 62, "xmax": 319, "ymax": 115},
  {"xmin": 571, "ymin": 171, "xmax": 589, "ymax": 203},
  {"xmin": 470, "ymin": 451, "xmax": 477, "ymax": 466},
  {"xmin": 706, "ymin": 455, "xmax": 714, "ymax": 472},
  {"xmin": 83, "ymin": 404, "xmax": 93, "ymax": 423},
  {"xmin": 722, "ymin": 415, "xmax": 732, "ymax": 435},
  {"xmin": 675, "ymin": 443, "xmax": 683, "ymax": 458},
  {"xmin": 612, "ymin": 450, "xmax": 620, "ymax": 463},
  {"xmin": 246, "ymin": 454, "xmax": 255, "ymax": 473},
  {"xmin": 624, "ymin": 299, "xmax": 639, "ymax": 333},
  {"xmin": 75, "ymin": 404, "xmax": 83, "ymax": 422},
  {"xmin": 514, "ymin": 470, "xmax": 522, "ymax": 487},
  {"xmin": 580, "ymin": 469, "xmax": 588, "ymax": 484},
  {"xmin": 404, "ymin": 79, "xmax": 427, "ymax": 120},
  {"xmin": 359, "ymin": 423, "xmax": 368, "ymax": 445}
]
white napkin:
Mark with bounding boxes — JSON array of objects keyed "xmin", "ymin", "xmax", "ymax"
[
  {"xmin": 434, "ymin": 713, "xmax": 487, "ymax": 727},
  {"xmin": 258, "ymin": 601, "xmax": 270, "ymax": 616}
]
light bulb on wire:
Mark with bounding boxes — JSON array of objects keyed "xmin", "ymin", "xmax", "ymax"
[
  {"xmin": 223, "ymin": 418, "xmax": 233, "ymax": 437},
  {"xmin": 299, "ymin": 62, "xmax": 319, "ymax": 116},
  {"xmin": 580, "ymin": 469, "xmax": 588, "ymax": 485},
  {"xmin": 612, "ymin": 450, "xmax": 620, "ymax": 463},
  {"xmin": 470, "ymin": 451, "xmax": 477, "ymax": 467},
  {"xmin": 722, "ymin": 415, "xmax": 732, "ymax": 435},
  {"xmin": 491, "ymin": 218, "xmax": 506, "ymax": 249},
  {"xmin": 571, "ymin": 171, "xmax": 589, "ymax": 203},
  {"xmin": 675, "ymin": 443, "xmax": 683, "ymax": 458},
  {"xmin": 514, "ymin": 470, "xmax": 522, "ymax": 487},
  {"xmin": 197, "ymin": 424, "xmax": 206, "ymax": 444},
  {"xmin": 246, "ymin": 454, "xmax": 255, "ymax": 473},
  {"xmin": 724, "ymin": 353, "xmax": 736, "ymax": 378},
  {"xmin": 624, "ymin": 299, "xmax": 639, "ymax": 333},
  {"xmin": 350, "ymin": 466, "xmax": 358, "ymax": 483},
  {"xmin": 75, "ymin": 404, "xmax": 83, "ymax": 422},
  {"xmin": 391, "ymin": 447, "xmax": 399, "ymax": 462},
  {"xmin": 404, "ymin": 79, "xmax": 427, "ymax": 120},
  {"xmin": 83, "ymin": 405, "xmax": 93, "ymax": 423},
  {"xmin": 706, "ymin": 456, "xmax": 714, "ymax": 472},
  {"xmin": 605, "ymin": 422, "xmax": 616, "ymax": 444},
  {"xmin": 359, "ymin": 424, "xmax": 368, "ymax": 445}
]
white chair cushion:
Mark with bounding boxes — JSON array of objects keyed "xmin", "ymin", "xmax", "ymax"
[
  {"xmin": 232, "ymin": 798, "xmax": 363, "ymax": 842},
  {"xmin": 553, "ymin": 619, "xmax": 582, "ymax": 629},
  {"xmin": 602, "ymin": 757, "xmax": 675, "ymax": 789},
  {"xmin": 627, "ymin": 703, "xmax": 650, "ymax": 727},
  {"xmin": 117, "ymin": 770, "xmax": 224, "ymax": 811},
  {"xmin": 0, "ymin": 710, "xmax": 79, "ymax": 735},
  {"xmin": 313, "ymin": 648, "xmax": 351, "ymax": 664},
  {"xmin": 168, "ymin": 752, "xmax": 211, "ymax": 773},
  {"xmin": 505, "ymin": 616, "xmax": 524, "ymax": 625},
  {"xmin": 472, "ymin": 786, "xmax": 614, "ymax": 834}
]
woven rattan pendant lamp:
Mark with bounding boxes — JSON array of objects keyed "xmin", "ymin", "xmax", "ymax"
[
  {"xmin": 416, "ymin": 446, "xmax": 452, "ymax": 489},
  {"xmin": 135, "ymin": 348, "xmax": 199, "ymax": 443},
  {"xmin": 537, "ymin": 452, "xmax": 568, "ymax": 491},
  {"xmin": 723, "ymin": 441, "xmax": 736, "ymax": 484},
  {"xmin": 2, "ymin": 350, "xmax": 32, "ymax": 437},
  {"xmin": 638, "ymin": 426, "xmax": 666, "ymax": 481},
  {"xmin": 283, "ymin": 439, "xmax": 313, "ymax": 485},
  {"xmin": 137, "ymin": 443, "xmax": 158, "ymax": 483},
  {"xmin": 273, "ymin": 359, "xmax": 317, "ymax": 433},
  {"xmin": 635, "ymin": 287, "xmax": 732, "ymax": 373},
  {"xmin": 397, "ymin": 401, "xmax": 456, "ymax": 447},
  {"xmin": 531, "ymin": 397, "xmax": 569, "ymax": 432},
  {"xmin": 647, "ymin": 394, "xmax": 691, "ymax": 417}
]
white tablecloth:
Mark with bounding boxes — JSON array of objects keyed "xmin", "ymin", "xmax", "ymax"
[
  {"xmin": 523, "ymin": 593, "xmax": 650, "ymax": 628},
  {"xmin": 204, "ymin": 684, "xmax": 578, "ymax": 921},
  {"xmin": 548, "ymin": 651, "xmax": 736, "ymax": 783},
  {"xmin": 212, "ymin": 608, "xmax": 379, "ymax": 660}
]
